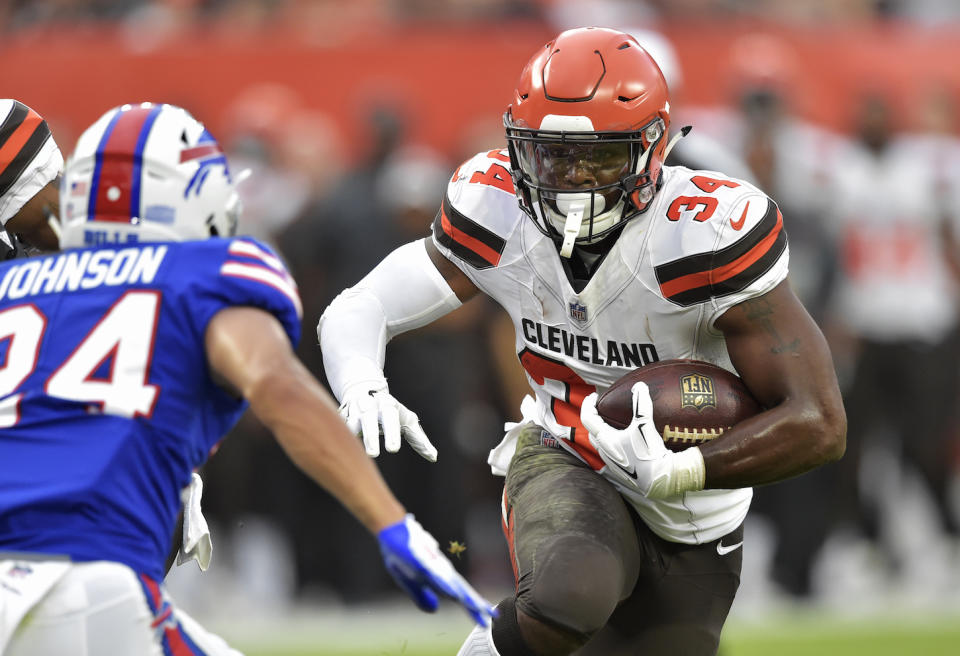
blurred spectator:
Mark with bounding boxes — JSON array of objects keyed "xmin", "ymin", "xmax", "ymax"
[
  {"xmin": 665, "ymin": 32, "xmax": 850, "ymax": 318},
  {"xmin": 822, "ymin": 90, "xmax": 960, "ymax": 590},
  {"xmin": 219, "ymin": 83, "xmax": 318, "ymax": 242},
  {"xmin": 621, "ymin": 26, "xmax": 756, "ymax": 181},
  {"xmin": 391, "ymin": 0, "xmax": 542, "ymax": 22},
  {"xmin": 884, "ymin": 0, "xmax": 960, "ymax": 24},
  {"xmin": 7, "ymin": 0, "xmax": 960, "ymax": 36}
]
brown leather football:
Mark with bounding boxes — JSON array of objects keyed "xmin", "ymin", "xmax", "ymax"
[{"xmin": 595, "ymin": 359, "xmax": 762, "ymax": 452}]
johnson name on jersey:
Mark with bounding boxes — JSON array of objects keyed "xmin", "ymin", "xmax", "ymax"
[
  {"xmin": 0, "ymin": 237, "xmax": 300, "ymax": 580},
  {"xmin": 432, "ymin": 149, "xmax": 789, "ymax": 545}
]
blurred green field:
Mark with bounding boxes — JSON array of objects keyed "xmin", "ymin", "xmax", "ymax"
[
  {"xmin": 232, "ymin": 612, "xmax": 960, "ymax": 656},
  {"xmin": 721, "ymin": 619, "xmax": 960, "ymax": 656}
]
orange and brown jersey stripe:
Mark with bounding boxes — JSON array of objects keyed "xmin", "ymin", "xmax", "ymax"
[
  {"xmin": 0, "ymin": 101, "xmax": 52, "ymax": 198},
  {"xmin": 656, "ymin": 198, "xmax": 787, "ymax": 307},
  {"xmin": 432, "ymin": 193, "xmax": 505, "ymax": 270}
]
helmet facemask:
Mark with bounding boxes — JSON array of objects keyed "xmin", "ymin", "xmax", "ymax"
[{"xmin": 506, "ymin": 113, "xmax": 666, "ymax": 257}]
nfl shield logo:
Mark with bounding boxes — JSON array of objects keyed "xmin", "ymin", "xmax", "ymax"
[
  {"xmin": 569, "ymin": 301, "xmax": 588, "ymax": 324},
  {"xmin": 680, "ymin": 373, "xmax": 717, "ymax": 412}
]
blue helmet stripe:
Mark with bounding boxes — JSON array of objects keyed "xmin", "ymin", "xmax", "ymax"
[
  {"xmin": 129, "ymin": 104, "xmax": 164, "ymax": 220},
  {"xmin": 86, "ymin": 109, "xmax": 124, "ymax": 221}
]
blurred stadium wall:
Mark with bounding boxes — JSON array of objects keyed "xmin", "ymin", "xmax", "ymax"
[{"xmin": 2, "ymin": 20, "xmax": 958, "ymax": 160}]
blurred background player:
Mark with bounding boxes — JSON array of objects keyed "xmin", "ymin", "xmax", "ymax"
[
  {"xmin": 0, "ymin": 99, "xmax": 62, "ymax": 258},
  {"xmin": 319, "ymin": 27, "xmax": 845, "ymax": 656},
  {"xmin": 0, "ymin": 102, "xmax": 494, "ymax": 655},
  {"xmin": 820, "ymin": 90, "xmax": 960, "ymax": 594}
]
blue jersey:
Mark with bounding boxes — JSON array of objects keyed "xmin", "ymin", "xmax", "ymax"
[{"xmin": 0, "ymin": 237, "xmax": 301, "ymax": 580}]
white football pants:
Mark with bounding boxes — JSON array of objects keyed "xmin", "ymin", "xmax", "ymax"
[{"xmin": 0, "ymin": 559, "xmax": 241, "ymax": 655}]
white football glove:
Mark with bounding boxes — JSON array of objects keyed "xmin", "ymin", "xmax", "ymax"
[
  {"xmin": 378, "ymin": 515, "xmax": 497, "ymax": 627},
  {"xmin": 580, "ymin": 382, "xmax": 705, "ymax": 499},
  {"xmin": 338, "ymin": 380, "xmax": 438, "ymax": 462}
]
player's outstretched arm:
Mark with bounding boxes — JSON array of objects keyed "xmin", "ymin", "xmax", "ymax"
[
  {"xmin": 318, "ymin": 239, "xmax": 479, "ymax": 460},
  {"xmin": 207, "ymin": 305, "xmax": 406, "ymax": 531},
  {"xmin": 703, "ymin": 280, "xmax": 847, "ymax": 489},
  {"xmin": 204, "ymin": 306, "xmax": 496, "ymax": 625}
]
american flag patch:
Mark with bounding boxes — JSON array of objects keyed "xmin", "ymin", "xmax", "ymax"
[
  {"xmin": 7, "ymin": 563, "xmax": 33, "ymax": 578},
  {"xmin": 70, "ymin": 180, "xmax": 87, "ymax": 196}
]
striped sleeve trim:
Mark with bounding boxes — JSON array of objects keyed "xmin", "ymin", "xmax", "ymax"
[
  {"xmin": 0, "ymin": 101, "xmax": 52, "ymax": 198},
  {"xmin": 431, "ymin": 193, "xmax": 505, "ymax": 269},
  {"xmin": 221, "ymin": 238, "xmax": 303, "ymax": 318},
  {"xmin": 656, "ymin": 198, "xmax": 787, "ymax": 307}
]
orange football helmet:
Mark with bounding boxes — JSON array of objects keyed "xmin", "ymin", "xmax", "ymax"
[{"xmin": 504, "ymin": 27, "xmax": 671, "ymax": 256}]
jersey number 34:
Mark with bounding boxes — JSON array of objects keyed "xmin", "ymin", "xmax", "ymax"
[{"xmin": 0, "ymin": 291, "xmax": 160, "ymax": 428}]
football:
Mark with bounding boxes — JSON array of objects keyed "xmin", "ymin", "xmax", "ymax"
[{"xmin": 595, "ymin": 359, "xmax": 762, "ymax": 452}]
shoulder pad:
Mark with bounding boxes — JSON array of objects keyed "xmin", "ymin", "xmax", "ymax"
[
  {"xmin": 449, "ymin": 149, "xmax": 515, "ymax": 196},
  {"xmin": 175, "ymin": 237, "xmax": 302, "ymax": 348},
  {"xmin": 218, "ymin": 238, "xmax": 302, "ymax": 318},
  {"xmin": 431, "ymin": 150, "xmax": 521, "ymax": 270},
  {"xmin": 653, "ymin": 172, "xmax": 787, "ymax": 306}
]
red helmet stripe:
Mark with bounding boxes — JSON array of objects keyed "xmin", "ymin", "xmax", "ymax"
[
  {"xmin": 88, "ymin": 106, "xmax": 160, "ymax": 223},
  {"xmin": 179, "ymin": 143, "xmax": 222, "ymax": 163}
]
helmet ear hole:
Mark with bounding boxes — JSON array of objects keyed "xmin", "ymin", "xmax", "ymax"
[{"xmin": 206, "ymin": 214, "xmax": 219, "ymax": 237}]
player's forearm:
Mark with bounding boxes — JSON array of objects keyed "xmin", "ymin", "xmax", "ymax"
[
  {"xmin": 698, "ymin": 397, "xmax": 846, "ymax": 489},
  {"xmin": 706, "ymin": 281, "xmax": 847, "ymax": 489},
  {"xmin": 248, "ymin": 363, "xmax": 405, "ymax": 533},
  {"xmin": 318, "ymin": 286, "xmax": 390, "ymax": 402},
  {"xmin": 318, "ymin": 239, "xmax": 463, "ymax": 400}
]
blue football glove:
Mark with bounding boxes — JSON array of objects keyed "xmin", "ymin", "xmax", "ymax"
[{"xmin": 378, "ymin": 515, "xmax": 497, "ymax": 627}]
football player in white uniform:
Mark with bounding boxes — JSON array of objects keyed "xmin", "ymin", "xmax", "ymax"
[
  {"xmin": 319, "ymin": 27, "xmax": 846, "ymax": 656},
  {"xmin": 0, "ymin": 99, "xmax": 62, "ymax": 257}
]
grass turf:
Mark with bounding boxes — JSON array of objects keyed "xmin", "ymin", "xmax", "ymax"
[{"xmin": 237, "ymin": 614, "xmax": 960, "ymax": 656}]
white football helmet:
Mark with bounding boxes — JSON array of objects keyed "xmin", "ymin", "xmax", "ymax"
[{"xmin": 59, "ymin": 103, "xmax": 240, "ymax": 249}]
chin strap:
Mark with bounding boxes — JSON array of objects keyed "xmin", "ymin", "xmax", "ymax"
[
  {"xmin": 559, "ymin": 203, "xmax": 584, "ymax": 258},
  {"xmin": 663, "ymin": 125, "xmax": 692, "ymax": 161},
  {"xmin": 45, "ymin": 206, "xmax": 62, "ymax": 244}
]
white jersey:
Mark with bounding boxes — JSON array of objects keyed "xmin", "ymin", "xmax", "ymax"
[
  {"xmin": 825, "ymin": 134, "xmax": 960, "ymax": 344},
  {"xmin": 432, "ymin": 148, "xmax": 790, "ymax": 545}
]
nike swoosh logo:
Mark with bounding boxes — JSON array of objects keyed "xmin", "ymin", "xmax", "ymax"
[
  {"xmin": 717, "ymin": 540, "xmax": 743, "ymax": 555},
  {"xmin": 729, "ymin": 202, "xmax": 749, "ymax": 231},
  {"xmin": 608, "ymin": 460, "xmax": 638, "ymax": 481}
]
